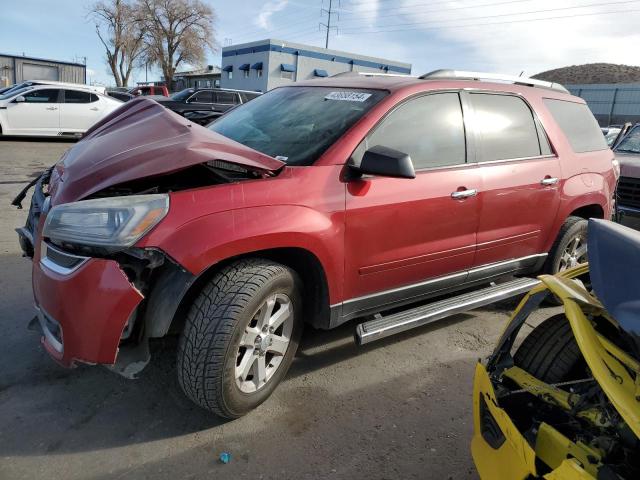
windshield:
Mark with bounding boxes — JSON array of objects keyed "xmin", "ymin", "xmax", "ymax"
[
  {"xmin": 171, "ymin": 89, "xmax": 194, "ymax": 101},
  {"xmin": 209, "ymin": 86, "xmax": 387, "ymax": 166},
  {"xmin": 0, "ymin": 85, "xmax": 34, "ymax": 100},
  {"xmin": 615, "ymin": 126, "xmax": 640, "ymax": 154}
]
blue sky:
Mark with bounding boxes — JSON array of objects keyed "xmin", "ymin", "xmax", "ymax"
[{"xmin": 2, "ymin": 0, "xmax": 640, "ymax": 86}]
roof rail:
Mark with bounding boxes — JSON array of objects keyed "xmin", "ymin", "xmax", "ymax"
[
  {"xmin": 419, "ymin": 69, "xmax": 569, "ymax": 94},
  {"xmin": 331, "ymin": 71, "xmax": 411, "ymax": 78}
]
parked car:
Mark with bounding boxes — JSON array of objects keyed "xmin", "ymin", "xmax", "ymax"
[
  {"xmin": 614, "ymin": 124, "xmax": 640, "ymax": 229},
  {"xmin": 0, "ymin": 85, "xmax": 122, "ymax": 137},
  {"xmin": 0, "ymin": 80, "xmax": 106, "ymax": 97},
  {"xmin": 155, "ymin": 87, "xmax": 261, "ymax": 125},
  {"xmin": 471, "ymin": 219, "xmax": 640, "ymax": 479},
  {"xmin": 128, "ymin": 84, "xmax": 169, "ymax": 97},
  {"xmin": 14, "ymin": 71, "xmax": 616, "ymax": 419},
  {"xmin": 602, "ymin": 123, "xmax": 631, "ymax": 147},
  {"xmin": 107, "ymin": 90, "xmax": 135, "ymax": 102}
]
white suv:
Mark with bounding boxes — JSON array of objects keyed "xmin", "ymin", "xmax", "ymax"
[{"xmin": 0, "ymin": 85, "xmax": 122, "ymax": 137}]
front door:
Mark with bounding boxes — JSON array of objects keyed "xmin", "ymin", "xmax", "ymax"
[
  {"xmin": 7, "ymin": 88, "xmax": 61, "ymax": 134},
  {"xmin": 343, "ymin": 92, "xmax": 480, "ymax": 317},
  {"xmin": 466, "ymin": 92, "xmax": 561, "ymax": 268}
]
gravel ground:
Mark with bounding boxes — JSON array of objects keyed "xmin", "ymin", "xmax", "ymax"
[{"xmin": 0, "ymin": 138, "xmax": 558, "ymax": 480}]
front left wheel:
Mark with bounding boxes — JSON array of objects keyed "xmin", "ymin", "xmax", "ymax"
[{"xmin": 177, "ymin": 258, "xmax": 303, "ymax": 418}]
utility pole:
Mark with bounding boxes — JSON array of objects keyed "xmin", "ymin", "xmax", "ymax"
[{"xmin": 320, "ymin": 0, "xmax": 339, "ymax": 49}]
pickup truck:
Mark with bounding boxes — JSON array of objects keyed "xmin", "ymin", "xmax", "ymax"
[{"xmin": 14, "ymin": 70, "xmax": 617, "ymax": 418}]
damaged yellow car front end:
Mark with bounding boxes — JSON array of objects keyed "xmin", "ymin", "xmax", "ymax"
[{"xmin": 472, "ymin": 263, "xmax": 640, "ymax": 479}]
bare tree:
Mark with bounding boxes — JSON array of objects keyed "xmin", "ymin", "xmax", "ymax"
[
  {"xmin": 89, "ymin": 0, "xmax": 145, "ymax": 87},
  {"xmin": 137, "ymin": 0, "xmax": 217, "ymax": 87}
]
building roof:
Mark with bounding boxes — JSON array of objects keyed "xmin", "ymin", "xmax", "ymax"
[
  {"xmin": 174, "ymin": 66, "xmax": 221, "ymax": 77},
  {"xmin": 221, "ymin": 39, "xmax": 411, "ymax": 74},
  {"xmin": 0, "ymin": 52, "xmax": 85, "ymax": 68}
]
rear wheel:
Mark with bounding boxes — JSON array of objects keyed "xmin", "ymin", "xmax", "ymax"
[
  {"xmin": 513, "ymin": 314, "xmax": 585, "ymax": 382},
  {"xmin": 177, "ymin": 258, "xmax": 303, "ymax": 418},
  {"xmin": 545, "ymin": 216, "xmax": 588, "ymax": 275}
]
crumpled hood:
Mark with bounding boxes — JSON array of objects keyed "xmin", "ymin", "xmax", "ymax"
[
  {"xmin": 48, "ymin": 98, "xmax": 284, "ymax": 205},
  {"xmin": 616, "ymin": 152, "xmax": 640, "ymax": 178}
]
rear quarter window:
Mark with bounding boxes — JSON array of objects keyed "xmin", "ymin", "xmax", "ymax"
[{"xmin": 543, "ymin": 98, "xmax": 608, "ymax": 153}]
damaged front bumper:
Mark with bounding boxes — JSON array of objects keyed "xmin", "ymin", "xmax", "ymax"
[{"xmin": 32, "ymin": 239, "xmax": 144, "ymax": 366}]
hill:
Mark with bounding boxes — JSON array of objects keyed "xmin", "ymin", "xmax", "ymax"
[{"xmin": 532, "ymin": 63, "xmax": 640, "ymax": 85}]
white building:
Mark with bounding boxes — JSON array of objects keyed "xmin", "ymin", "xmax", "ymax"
[{"xmin": 220, "ymin": 39, "xmax": 412, "ymax": 92}]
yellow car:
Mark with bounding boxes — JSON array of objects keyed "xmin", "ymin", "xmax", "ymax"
[{"xmin": 471, "ymin": 219, "xmax": 640, "ymax": 479}]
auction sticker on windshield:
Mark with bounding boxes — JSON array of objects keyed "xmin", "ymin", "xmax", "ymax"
[{"xmin": 324, "ymin": 91, "xmax": 372, "ymax": 102}]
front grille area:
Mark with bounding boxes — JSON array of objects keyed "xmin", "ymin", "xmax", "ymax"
[{"xmin": 617, "ymin": 176, "xmax": 640, "ymax": 209}]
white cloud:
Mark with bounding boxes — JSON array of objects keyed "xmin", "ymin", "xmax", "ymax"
[
  {"xmin": 397, "ymin": 0, "xmax": 640, "ymax": 75},
  {"xmin": 255, "ymin": 0, "xmax": 289, "ymax": 30}
]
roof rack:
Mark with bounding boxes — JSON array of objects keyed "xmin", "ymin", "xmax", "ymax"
[
  {"xmin": 331, "ymin": 71, "xmax": 411, "ymax": 78},
  {"xmin": 419, "ymin": 69, "xmax": 569, "ymax": 94}
]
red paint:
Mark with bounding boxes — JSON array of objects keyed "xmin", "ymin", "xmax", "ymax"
[
  {"xmin": 32, "ymin": 240, "xmax": 143, "ymax": 366},
  {"xmin": 30, "ymin": 76, "xmax": 615, "ymax": 366}
]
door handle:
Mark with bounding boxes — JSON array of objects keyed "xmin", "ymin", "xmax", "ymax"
[
  {"xmin": 541, "ymin": 177, "xmax": 559, "ymax": 186},
  {"xmin": 46, "ymin": 106, "xmax": 58, "ymax": 111},
  {"xmin": 451, "ymin": 189, "xmax": 478, "ymax": 199},
  {"xmin": 90, "ymin": 107, "xmax": 99, "ymax": 111}
]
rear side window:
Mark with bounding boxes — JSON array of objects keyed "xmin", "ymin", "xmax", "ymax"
[
  {"xmin": 361, "ymin": 92, "xmax": 466, "ymax": 169},
  {"xmin": 215, "ymin": 91, "xmax": 238, "ymax": 104},
  {"xmin": 544, "ymin": 99, "xmax": 608, "ymax": 153},
  {"xmin": 64, "ymin": 90, "xmax": 91, "ymax": 103},
  {"xmin": 470, "ymin": 93, "xmax": 541, "ymax": 161}
]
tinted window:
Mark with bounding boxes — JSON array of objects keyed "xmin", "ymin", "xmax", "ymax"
[
  {"xmin": 471, "ymin": 93, "xmax": 541, "ymax": 161},
  {"xmin": 215, "ymin": 91, "xmax": 237, "ymax": 104},
  {"xmin": 64, "ymin": 90, "xmax": 91, "ymax": 103},
  {"xmin": 544, "ymin": 99, "xmax": 608, "ymax": 153},
  {"xmin": 190, "ymin": 91, "xmax": 213, "ymax": 103},
  {"xmin": 90, "ymin": 93, "xmax": 99, "ymax": 103},
  {"xmin": 23, "ymin": 89, "xmax": 60, "ymax": 103},
  {"xmin": 171, "ymin": 89, "xmax": 194, "ymax": 101},
  {"xmin": 358, "ymin": 93, "xmax": 466, "ymax": 169},
  {"xmin": 210, "ymin": 87, "xmax": 387, "ymax": 166}
]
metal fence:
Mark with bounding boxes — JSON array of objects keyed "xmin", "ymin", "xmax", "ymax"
[{"xmin": 567, "ymin": 83, "xmax": 640, "ymax": 127}]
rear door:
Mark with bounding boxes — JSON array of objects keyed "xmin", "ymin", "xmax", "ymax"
[
  {"xmin": 6, "ymin": 88, "xmax": 61, "ymax": 134},
  {"xmin": 59, "ymin": 90, "xmax": 103, "ymax": 132},
  {"xmin": 468, "ymin": 92, "xmax": 561, "ymax": 270},
  {"xmin": 343, "ymin": 92, "xmax": 480, "ymax": 316}
]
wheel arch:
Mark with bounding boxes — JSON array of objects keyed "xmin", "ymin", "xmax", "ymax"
[{"xmin": 145, "ymin": 246, "xmax": 332, "ymax": 338}]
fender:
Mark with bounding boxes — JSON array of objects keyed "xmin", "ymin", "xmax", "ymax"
[
  {"xmin": 541, "ymin": 173, "xmax": 612, "ymax": 252},
  {"xmin": 139, "ymin": 202, "xmax": 345, "ymax": 306}
]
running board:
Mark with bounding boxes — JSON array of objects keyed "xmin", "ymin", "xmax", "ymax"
[{"xmin": 355, "ymin": 277, "xmax": 540, "ymax": 345}]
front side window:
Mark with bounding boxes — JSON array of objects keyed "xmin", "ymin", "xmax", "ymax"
[
  {"xmin": 189, "ymin": 91, "xmax": 213, "ymax": 104},
  {"xmin": 64, "ymin": 90, "xmax": 91, "ymax": 103},
  {"xmin": 22, "ymin": 89, "xmax": 60, "ymax": 103},
  {"xmin": 470, "ymin": 93, "xmax": 541, "ymax": 161},
  {"xmin": 544, "ymin": 98, "xmax": 608, "ymax": 153},
  {"xmin": 209, "ymin": 86, "xmax": 387, "ymax": 166},
  {"xmin": 355, "ymin": 92, "xmax": 466, "ymax": 170}
]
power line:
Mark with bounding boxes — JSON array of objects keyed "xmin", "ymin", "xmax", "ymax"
[
  {"xmin": 339, "ymin": 7, "xmax": 640, "ymax": 35},
  {"xmin": 340, "ymin": 0, "xmax": 640, "ymax": 31}
]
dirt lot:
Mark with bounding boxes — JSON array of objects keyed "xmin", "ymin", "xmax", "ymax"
[{"xmin": 0, "ymin": 139, "xmax": 557, "ymax": 480}]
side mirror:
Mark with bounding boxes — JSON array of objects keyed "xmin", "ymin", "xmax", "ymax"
[
  {"xmin": 14, "ymin": 95, "xmax": 25, "ymax": 103},
  {"xmin": 350, "ymin": 145, "xmax": 415, "ymax": 179}
]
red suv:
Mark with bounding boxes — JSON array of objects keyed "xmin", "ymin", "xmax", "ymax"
[{"xmin": 14, "ymin": 70, "xmax": 616, "ymax": 418}]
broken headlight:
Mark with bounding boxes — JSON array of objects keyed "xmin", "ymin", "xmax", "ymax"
[{"xmin": 43, "ymin": 194, "xmax": 169, "ymax": 249}]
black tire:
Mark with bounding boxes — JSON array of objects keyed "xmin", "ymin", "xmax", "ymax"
[
  {"xmin": 544, "ymin": 216, "xmax": 588, "ymax": 275},
  {"xmin": 177, "ymin": 258, "xmax": 303, "ymax": 418},
  {"xmin": 513, "ymin": 314, "xmax": 584, "ymax": 383}
]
